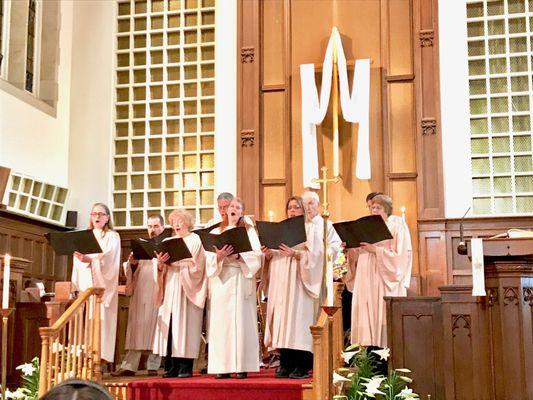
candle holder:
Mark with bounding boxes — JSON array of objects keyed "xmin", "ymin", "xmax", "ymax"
[
  {"xmin": 322, "ymin": 305, "xmax": 340, "ymax": 400},
  {"xmin": 1, "ymin": 308, "xmax": 13, "ymax": 400}
]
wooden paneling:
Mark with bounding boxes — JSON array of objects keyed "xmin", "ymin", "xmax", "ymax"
[
  {"xmin": 387, "ymin": 0, "xmax": 413, "ymax": 76},
  {"xmin": 388, "ymin": 83, "xmax": 416, "ymax": 173},
  {"xmin": 262, "ymin": 91, "xmax": 287, "ymax": 180},
  {"xmin": 262, "ymin": 0, "xmax": 285, "ymax": 86},
  {"xmin": 0, "ymin": 209, "xmax": 70, "ymax": 290}
]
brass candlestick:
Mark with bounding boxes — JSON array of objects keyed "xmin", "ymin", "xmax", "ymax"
[{"xmin": 1, "ymin": 308, "xmax": 12, "ymax": 400}]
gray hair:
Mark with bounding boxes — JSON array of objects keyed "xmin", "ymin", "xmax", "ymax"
[
  {"xmin": 217, "ymin": 192, "xmax": 234, "ymax": 201},
  {"xmin": 371, "ymin": 194, "xmax": 393, "ymax": 216},
  {"xmin": 301, "ymin": 191, "xmax": 320, "ymax": 204}
]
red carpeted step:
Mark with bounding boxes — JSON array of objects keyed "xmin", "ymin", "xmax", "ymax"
[{"xmin": 127, "ymin": 368, "xmax": 311, "ymax": 400}]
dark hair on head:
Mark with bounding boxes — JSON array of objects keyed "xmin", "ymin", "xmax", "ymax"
[
  {"xmin": 366, "ymin": 192, "xmax": 383, "ymax": 203},
  {"xmin": 88, "ymin": 203, "xmax": 113, "ymax": 231},
  {"xmin": 285, "ymin": 196, "xmax": 308, "ymax": 221},
  {"xmin": 42, "ymin": 379, "xmax": 113, "ymax": 400},
  {"xmin": 147, "ymin": 213, "xmax": 164, "ymax": 226}
]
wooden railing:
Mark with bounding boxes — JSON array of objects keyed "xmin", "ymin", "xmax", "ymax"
[
  {"xmin": 38, "ymin": 288, "xmax": 104, "ymax": 397},
  {"xmin": 303, "ymin": 282, "xmax": 345, "ymax": 400}
]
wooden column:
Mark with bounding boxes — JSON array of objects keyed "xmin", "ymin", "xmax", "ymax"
[{"xmin": 237, "ymin": 0, "xmax": 261, "ymax": 216}]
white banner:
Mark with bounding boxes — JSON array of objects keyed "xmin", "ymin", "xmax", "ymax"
[{"xmin": 471, "ymin": 238, "xmax": 486, "ymax": 296}]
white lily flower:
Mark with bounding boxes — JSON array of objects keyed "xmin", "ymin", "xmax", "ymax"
[
  {"xmin": 397, "ymin": 387, "xmax": 418, "ymax": 399},
  {"xmin": 51, "ymin": 342, "xmax": 64, "ymax": 353},
  {"xmin": 15, "ymin": 362, "xmax": 36, "ymax": 376},
  {"xmin": 5, "ymin": 388, "xmax": 30, "ymax": 399},
  {"xmin": 361, "ymin": 377, "xmax": 386, "ymax": 397},
  {"xmin": 395, "ymin": 368, "xmax": 411, "ymax": 373},
  {"xmin": 341, "ymin": 350, "xmax": 359, "ymax": 364},
  {"xmin": 371, "ymin": 347, "xmax": 390, "ymax": 361},
  {"xmin": 333, "ymin": 371, "xmax": 351, "ymax": 385}
]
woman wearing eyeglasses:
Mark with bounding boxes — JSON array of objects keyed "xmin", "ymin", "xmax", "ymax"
[{"xmin": 71, "ymin": 203, "xmax": 121, "ymax": 365}]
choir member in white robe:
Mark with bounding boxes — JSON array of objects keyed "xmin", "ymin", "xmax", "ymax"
[
  {"xmin": 71, "ymin": 203, "xmax": 121, "ymax": 364},
  {"xmin": 205, "ymin": 192, "xmax": 234, "ymax": 227},
  {"xmin": 302, "ymin": 191, "xmax": 342, "ymax": 305},
  {"xmin": 344, "ymin": 194, "xmax": 412, "ymax": 373},
  {"xmin": 112, "ymin": 214, "xmax": 166, "ymax": 376},
  {"xmin": 262, "ymin": 196, "xmax": 322, "ymax": 379},
  {"xmin": 153, "ymin": 209, "xmax": 207, "ymax": 378},
  {"xmin": 206, "ymin": 198, "xmax": 262, "ymax": 379}
]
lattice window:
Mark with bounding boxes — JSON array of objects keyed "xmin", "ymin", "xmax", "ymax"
[
  {"xmin": 466, "ymin": 0, "xmax": 533, "ymax": 214},
  {"xmin": 113, "ymin": 0, "xmax": 216, "ymax": 228},
  {"xmin": 4, "ymin": 172, "xmax": 69, "ymax": 224},
  {"xmin": 25, "ymin": 0, "xmax": 36, "ymax": 92}
]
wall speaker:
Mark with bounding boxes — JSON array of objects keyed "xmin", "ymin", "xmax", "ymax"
[{"xmin": 66, "ymin": 210, "xmax": 78, "ymax": 228}]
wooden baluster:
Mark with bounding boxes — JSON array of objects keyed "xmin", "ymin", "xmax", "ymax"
[
  {"xmin": 310, "ymin": 323, "xmax": 324, "ymax": 400},
  {"xmin": 86, "ymin": 298, "xmax": 93, "ymax": 380},
  {"xmin": 38, "ymin": 332, "xmax": 50, "ymax": 397},
  {"xmin": 60, "ymin": 328, "xmax": 66, "ymax": 383},
  {"xmin": 72, "ymin": 308, "xmax": 79, "ymax": 378},
  {"xmin": 80, "ymin": 306, "xmax": 86, "ymax": 378},
  {"xmin": 93, "ymin": 292, "xmax": 102, "ymax": 382},
  {"xmin": 66, "ymin": 320, "xmax": 73, "ymax": 379},
  {"xmin": 53, "ymin": 335, "xmax": 60, "ymax": 384}
]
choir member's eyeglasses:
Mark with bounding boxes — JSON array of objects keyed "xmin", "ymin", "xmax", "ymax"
[{"xmin": 90, "ymin": 212, "xmax": 108, "ymax": 217}]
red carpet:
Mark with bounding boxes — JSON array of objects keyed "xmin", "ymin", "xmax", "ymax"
[{"xmin": 127, "ymin": 368, "xmax": 311, "ymax": 400}]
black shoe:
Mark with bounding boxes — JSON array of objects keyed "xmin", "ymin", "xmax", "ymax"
[
  {"xmin": 110, "ymin": 369, "xmax": 135, "ymax": 377},
  {"xmin": 163, "ymin": 371, "xmax": 178, "ymax": 378},
  {"xmin": 235, "ymin": 372, "xmax": 247, "ymax": 379},
  {"xmin": 289, "ymin": 368, "xmax": 310, "ymax": 379},
  {"xmin": 275, "ymin": 367, "xmax": 289, "ymax": 378},
  {"xmin": 177, "ymin": 372, "xmax": 192, "ymax": 378},
  {"xmin": 215, "ymin": 373, "xmax": 231, "ymax": 379}
]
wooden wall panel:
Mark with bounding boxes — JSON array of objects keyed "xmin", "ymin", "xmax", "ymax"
[
  {"xmin": 387, "ymin": 0, "xmax": 413, "ymax": 76},
  {"xmin": 389, "ymin": 82, "xmax": 416, "ymax": 172},
  {"xmin": 262, "ymin": 0, "xmax": 285, "ymax": 86},
  {"xmin": 260, "ymin": 185, "xmax": 287, "ymax": 222},
  {"xmin": 0, "ymin": 209, "xmax": 70, "ymax": 290},
  {"xmin": 262, "ymin": 92, "xmax": 286, "ymax": 180}
]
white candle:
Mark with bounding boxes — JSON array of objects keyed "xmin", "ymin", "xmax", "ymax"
[
  {"xmin": 268, "ymin": 210, "xmax": 274, "ymax": 222},
  {"xmin": 401, "ymin": 206, "xmax": 406, "ymax": 223},
  {"xmin": 326, "ymin": 259, "xmax": 334, "ymax": 306},
  {"xmin": 2, "ymin": 254, "xmax": 11, "ymax": 309}
]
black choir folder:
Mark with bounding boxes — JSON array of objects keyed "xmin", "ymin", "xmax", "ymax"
[
  {"xmin": 197, "ymin": 226, "xmax": 253, "ymax": 253},
  {"xmin": 333, "ymin": 215, "xmax": 393, "ymax": 248},
  {"xmin": 45, "ymin": 230, "xmax": 103, "ymax": 256},
  {"xmin": 256, "ymin": 215, "xmax": 307, "ymax": 249},
  {"xmin": 131, "ymin": 236, "xmax": 192, "ymax": 263}
]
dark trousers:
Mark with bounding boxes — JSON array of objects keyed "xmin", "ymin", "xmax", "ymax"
[
  {"xmin": 341, "ymin": 288, "xmax": 353, "ymax": 334},
  {"xmin": 165, "ymin": 316, "xmax": 194, "ymax": 376},
  {"xmin": 367, "ymin": 345, "xmax": 388, "ymax": 376},
  {"xmin": 279, "ymin": 348, "xmax": 313, "ymax": 373}
]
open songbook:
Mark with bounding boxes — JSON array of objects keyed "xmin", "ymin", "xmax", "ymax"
[
  {"xmin": 333, "ymin": 215, "xmax": 393, "ymax": 248},
  {"xmin": 45, "ymin": 230, "xmax": 103, "ymax": 256},
  {"xmin": 256, "ymin": 215, "xmax": 307, "ymax": 249},
  {"xmin": 197, "ymin": 226, "xmax": 253, "ymax": 253},
  {"xmin": 131, "ymin": 236, "xmax": 192, "ymax": 263}
]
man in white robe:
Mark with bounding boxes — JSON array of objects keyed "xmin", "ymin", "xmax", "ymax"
[
  {"xmin": 206, "ymin": 192, "xmax": 233, "ymax": 227},
  {"xmin": 302, "ymin": 191, "xmax": 342, "ymax": 307},
  {"xmin": 112, "ymin": 214, "xmax": 166, "ymax": 376}
]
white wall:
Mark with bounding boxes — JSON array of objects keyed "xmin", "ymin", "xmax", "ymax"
[
  {"xmin": 438, "ymin": 0, "xmax": 474, "ymax": 218},
  {"xmin": 67, "ymin": 0, "xmax": 115, "ymax": 228},
  {"xmin": 214, "ymin": 0, "xmax": 237, "ymax": 197},
  {"xmin": 0, "ymin": 1, "xmax": 73, "ymax": 188}
]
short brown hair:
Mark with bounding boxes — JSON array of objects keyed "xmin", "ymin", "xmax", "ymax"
[{"xmin": 371, "ymin": 194, "xmax": 393, "ymax": 216}]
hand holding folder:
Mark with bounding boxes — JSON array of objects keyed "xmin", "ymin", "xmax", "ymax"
[
  {"xmin": 131, "ymin": 236, "xmax": 192, "ymax": 263},
  {"xmin": 197, "ymin": 226, "xmax": 253, "ymax": 253},
  {"xmin": 256, "ymin": 215, "xmax": 307, "ymax": 249},
  {"xmin": 45, "ymin": 230, "xmax": 103, "ymax": 256},
  {"xmin": 333, "ymin": 215, "xmax": 393, "ymax": 248}
]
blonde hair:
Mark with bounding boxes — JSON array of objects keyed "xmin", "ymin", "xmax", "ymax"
[
  {"xmin": 168, "ymin": 208, "xmax": 195, "ymax": 231},
  {"xmin": 371, "ymin": 194, "xmax": 393, "ymax": 216},
  {"xmin": 88, "ymin": 203, "xmax": 113, "ymax": 231}
]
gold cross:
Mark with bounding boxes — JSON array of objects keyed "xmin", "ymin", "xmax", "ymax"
[{"xmin": 312, "ymin": 166, "xmax": 340, "ymax": 218}]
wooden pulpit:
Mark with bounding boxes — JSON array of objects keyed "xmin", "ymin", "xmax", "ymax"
[{"xmin": 386, "ymin": 238, "xmax": 533, "ymax": 400}]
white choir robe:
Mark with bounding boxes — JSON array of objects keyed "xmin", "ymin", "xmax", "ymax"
[
  {"xmin": 71, "ymin": 229, "xmax": 121, "ymax": 363},
  {"xmin": 310, "ymin": 214, "xmax": 342, "ymax": 306},
  {"xmin": 263, "ymin": 222, "xmax": 322, "ymax": 353},
  {"xmin": 344, "ymin": 215, "xmax": 412, "ymax": 348},
  {"xmin": 123, "ymin": 258, "xmax": 159, "ymax": 351},
  {"xmin": 206, "ymin": 224, "xmax": 262, "ymax": 374},
  {"xmin": 153, "ymin": 233, "xmax": 207, "ymax": 359}
]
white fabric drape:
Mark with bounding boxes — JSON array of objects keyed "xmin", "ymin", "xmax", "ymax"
[{"xmin": 300, "ymin": 29, "xmax": 371, "ymax": 187}]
